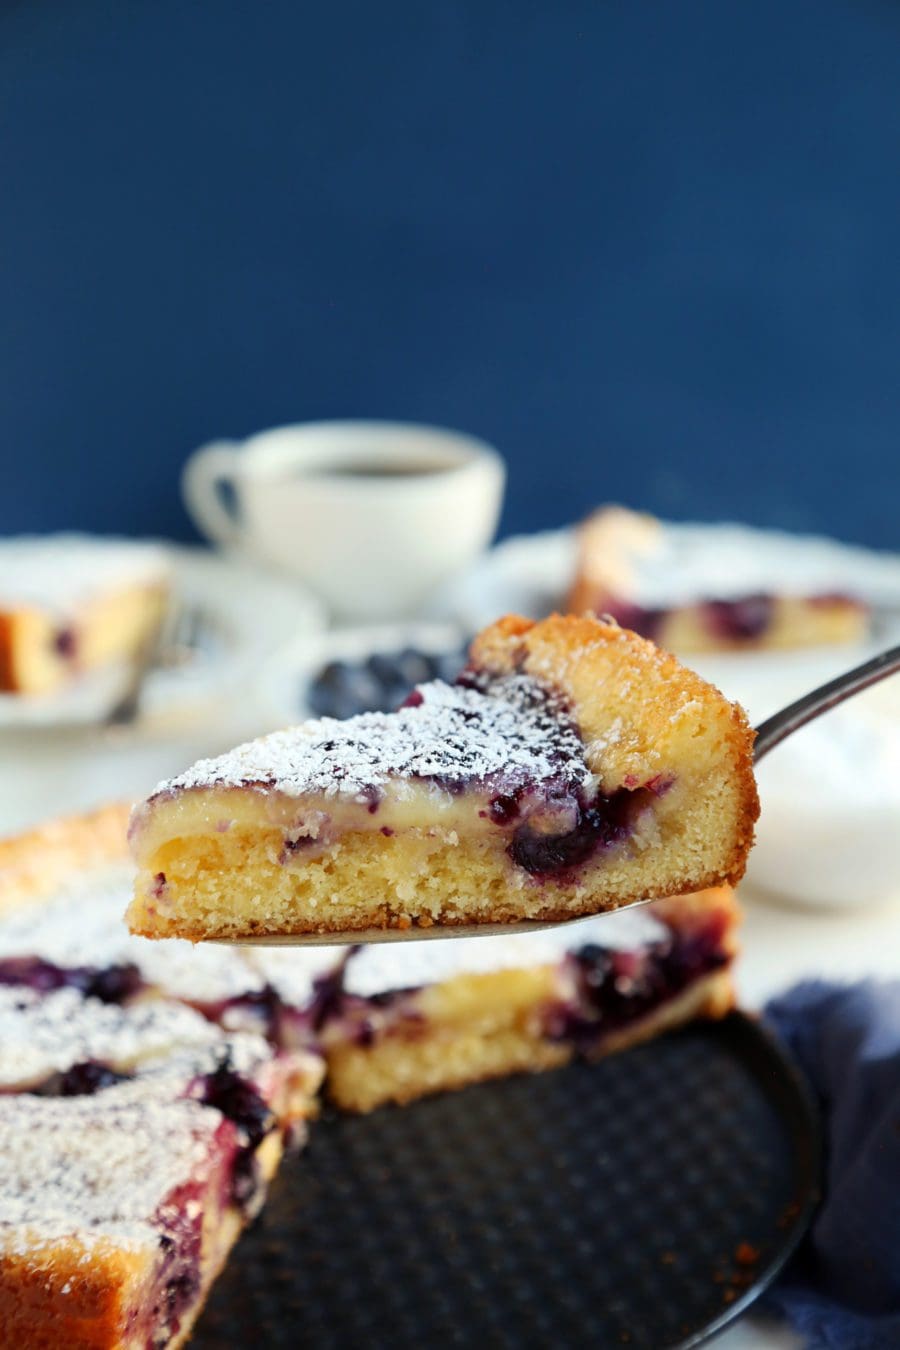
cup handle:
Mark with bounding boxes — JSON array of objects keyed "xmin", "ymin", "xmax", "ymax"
[{"xmin": 181, "ymin": 442, "xmax": 244, "ymax": 549}]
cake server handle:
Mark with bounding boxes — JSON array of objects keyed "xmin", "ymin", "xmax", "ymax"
[{"xmin": 753, "ymin": 643, "xmax": 900, "ymax": 764}]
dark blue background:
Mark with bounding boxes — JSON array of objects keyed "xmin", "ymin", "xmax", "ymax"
[{"xmin": 1, "ymin": 0, "xmax": 899, "ymax": 545}]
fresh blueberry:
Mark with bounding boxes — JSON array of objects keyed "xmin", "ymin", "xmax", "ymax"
[
  {"xmin": 34, "ymin": 1060, "xmax": 132, "ymax": 1097},
  {"xmin": 703, "ymin": 594, "xmax": 774, "ymax": 642},
  {"xmin": 199, "ymin": 1060, "xmax": 273, "ymax": 1149},
  {"xmin": 306, "ymin": 644, "xmax": 467, "ymax": 719},
  {"xmin": 366, "ymin": 652, "xmax": 403, "ymax": 685}
]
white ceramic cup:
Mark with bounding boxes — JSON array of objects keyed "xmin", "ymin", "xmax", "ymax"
[{"xmin": 182, "ymin": 421, "xmax": 506, "ymax": 620}]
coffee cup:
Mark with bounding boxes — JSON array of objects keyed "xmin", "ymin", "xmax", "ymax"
[{"xmin": 182, "ymin": 420, "xmax": 505, "ymax": 620}]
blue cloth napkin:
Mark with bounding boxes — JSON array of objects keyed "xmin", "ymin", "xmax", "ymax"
[{"xmin": 764, "ymin": 981, "xmax": 900, "ymax": 1350}]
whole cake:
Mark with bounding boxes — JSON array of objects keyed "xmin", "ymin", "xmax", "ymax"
[
  {"xmin": 0, "ymin": 804, "xmax": 741, "ymax": 1346},
  {"xmin": 127, "ymin": 613, "xmax": 758, "ymax": 940}
]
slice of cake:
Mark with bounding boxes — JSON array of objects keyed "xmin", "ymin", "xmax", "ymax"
[
  {"xmin": 0, "ymin": 535, "xmax": 170, "ymax": 695},
  {"xmin": 127, "ymin": 613, "xmax": 758, "ymax": 940},
  {"xmin": 254, "ymin": 886, "xmax": 740, "ymax": 1113},
  {"xmin": 567, "ymin": 506, "xmax": 869, "ymax": 653},
  {"xmin": 0, "ymin": 980, "xmax": 323, "ymax": 1350},
  {"xmin": 0, "ymin": 1076, "xmax": 299, "ymax": 1350}
]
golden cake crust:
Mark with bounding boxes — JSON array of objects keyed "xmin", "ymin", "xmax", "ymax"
[
  {"xmin": 0, "ymin": 1238, "xmax": 151, "ymax": 1350},
  {"xmin": 0, "ymin": 802, "xmax": 131, "ymax": 917},
  {"xmin": 471, "ymin": 613, "xmax": 759, "ymax": 886}
]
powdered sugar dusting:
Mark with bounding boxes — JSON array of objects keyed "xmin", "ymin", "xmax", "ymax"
[
  {"xmin": 245, "ymin": 946, "xmax": 349, "ymax": 1010},
  {"xmin": 0, "ymin": 865, "xmax": 264, "ymax": 1004},
  {"xmin": 0, "ymin": 860, "xmax": 321, "ymax": 1265},
  {"xmin": 343, "ymin": 906, "xmax": 668, "ymax": 997},
  {"xmin": 153, "ymin": 672, "xmax": 594, "ymax": 801},
  {"xmin": 0, "ymin": 984, "xmax": 269, "ymax": 1087},
  {"xmin": 0, "ymin": 1089, "xmax": 219, "ymax": 1251}
]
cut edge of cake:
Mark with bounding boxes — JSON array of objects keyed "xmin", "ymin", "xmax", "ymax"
[{"xmin": 311, "ymin": 887, "xmax": 740, "ymax": 1112}]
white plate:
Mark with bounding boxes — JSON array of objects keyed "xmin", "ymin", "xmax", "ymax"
[
  {"xmin": 0, "ymin": 542, "xmax": 326, "ymax": 733},
  {"xmin": 436, "ymin": 525, "xmax": 900, "ymax": 910}
]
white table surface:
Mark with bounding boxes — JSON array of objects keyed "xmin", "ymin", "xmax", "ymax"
[{"xmin": 4, "ymin": 702, "xmax": 898, "ymax": 1349}]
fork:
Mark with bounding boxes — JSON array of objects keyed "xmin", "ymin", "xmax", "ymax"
[{"xmin": 104, "ymin": 602, "xmax": 212, "ymax": 727}]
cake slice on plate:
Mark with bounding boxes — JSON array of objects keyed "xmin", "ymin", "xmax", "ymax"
[
  {"xmin": 128, "ymin": 613, "xmax": 758, "ymax": 940},
  {"xmin": 0, "ymin": 535, "xmax": 170, "ymax": 696},
  {"xmin": 567, "ymin": 506, "xmax": 868, "ymax": 652}
]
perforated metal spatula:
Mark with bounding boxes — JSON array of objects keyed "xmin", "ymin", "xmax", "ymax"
[{"xmin": 221, "ymin": 642, "xmax": 900, "ymax": 947}]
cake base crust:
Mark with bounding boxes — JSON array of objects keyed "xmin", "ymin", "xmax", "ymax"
[
  {"xmin": 128, "ymin": 825, "xmax": 745, "ymax": 941},
  {"xmin": 326, "ymin": 967, "xmax": 734, "ymax": 1113}
]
